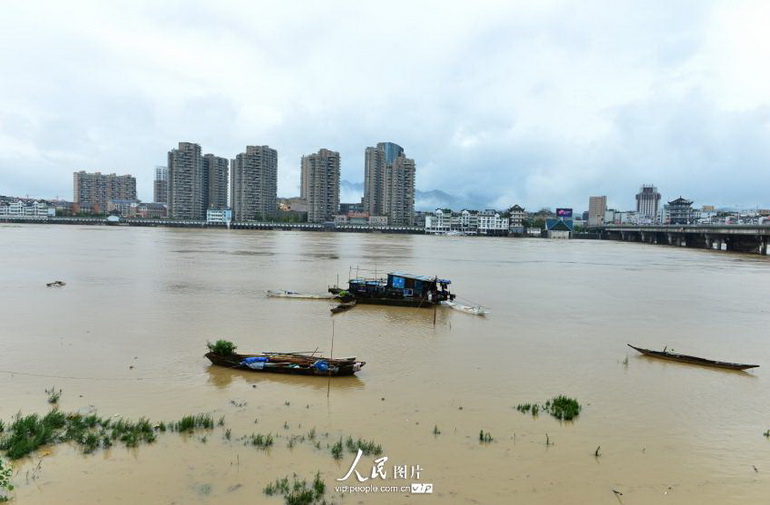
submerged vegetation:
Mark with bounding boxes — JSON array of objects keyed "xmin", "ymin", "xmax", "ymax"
[
  {"xmin": 264, "ymin": 472, "xmax": 329, "ymax": 505},
  {"xmin": 0, "ymin": 407, "xmax": 218, "ymax": 461},
  {"xmin": 545, "ymin": 396, "xmax": 581, "ymax": 420},
  {"xmin": 516, "ymin": 395, "xmax": 582, "ymax": 421},
  {"xmin": 0, "ymin": 457, "xmax": 12, "ymax": 502},
  {"xmin": 330, "ymin": 438, "xmax": 343, "ymax": 460},
  {"xmin": 0, "ymin": 391, "xmax": 391, "ymax": 503},
  {"xmin": 207, "ymin": 339, "xmax": 237, "ymax": 355},
  {"xmin": 247, "ymin": 433, "xmax": 275, "ymax": 449},
  {"xmin": 344, "ymin": 436, "xmax": 382, "ymax": 456},
  {"xmin": 172, "ymin": 414, "xmax": 215, "ymax": 433},
  {"xmin": 45, "ymin": 387, "xmax": 62, "ymax": 405}
]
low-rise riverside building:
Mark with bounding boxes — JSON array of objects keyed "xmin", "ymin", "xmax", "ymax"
[
  {"xmin": 478, "ymin": 209, "xmax": 509, "ymax": 236},
  {"xmin": 0, "ymin": 200, "xmax": 55, "ymax": 218},
  {"xmin": 425, "ymin": 208, "xmax": 509, "ymax": 236}
]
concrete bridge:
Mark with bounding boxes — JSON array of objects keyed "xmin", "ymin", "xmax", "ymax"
[
  {"xmin": 602, "ymin": 224, "xmax": 770, "ymax": 255},
  {"xmin": 0, "ymin": 216, "xmax": 424, "ymax": 234}
]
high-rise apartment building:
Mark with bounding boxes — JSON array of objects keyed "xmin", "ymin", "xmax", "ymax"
[
  {"xmin": 231, "ymin": 145, "xmax": 278, "ymax": 221},
  {"xmin": 301, "ymin": 149, "xmax": 340, "ymax": 223},
  {"xmin": 168, "ymin": 142, "xmax": 204, "ymax": 220},
  {"xmin": 588, "ymin": 196, "xmax": 607, "ymax": 226},
  {"xmin": 363, "ymin": 142, "xmax": 415, "ymax": 226},
  {"xmin": 73, "ymin": 171, "xmax": 137, "ymax": 213},
  {"xmin": 203, "ymin": 154, "xmax": 229, "ymax": 210},
  {"xmin": 635, "ymin": 185, "xmax": 661, "ymax": 222},
  {"xmin": 153, "ymin": 166, "xmax": 168, "ymax": 204}
]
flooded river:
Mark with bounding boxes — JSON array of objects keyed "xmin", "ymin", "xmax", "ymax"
[{"xmin": 1, "ymin": 224, "xmax": 769, "ymax": 504}]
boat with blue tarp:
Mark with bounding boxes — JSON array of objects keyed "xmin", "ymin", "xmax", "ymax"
[
  {"xmin": 205, "ymin": 350, "xmax": 365, "ymax": 376},
  {"xmin": 333, "ymin": 269, "xmax": 456, "ymax": 308}
]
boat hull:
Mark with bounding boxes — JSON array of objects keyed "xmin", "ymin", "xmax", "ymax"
[
  {"xmin": 627, "ymin": 344, "xmax": 759, "ymax": 371},
  {"xmin": 205, "ymin": 352, "xmax": 365, "ymax": 376},
  {"xmin": 353, "ymin": 297, "xmax": 435, "ymax": 308}
]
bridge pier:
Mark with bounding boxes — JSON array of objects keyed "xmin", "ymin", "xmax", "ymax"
[
  {"xmin": 684, "ymin": 234, "xmax": 707, "ymax": 249},
  {"xmin": 725, "ymin": 236, "xmax": 763, "ymax": 253},
  {"xmin": 704, "ymin": 234, "xmax": 724, "ymax": 250},
  {"xmin": 667, "ymin": 233, "xmax": 684, "ymax": 246}
]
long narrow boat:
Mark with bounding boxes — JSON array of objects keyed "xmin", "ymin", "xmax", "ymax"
[
  {"xmin": 441, "ymin": 300, "xmax": 488, "ymax": 316},
  {"xmin": 330, "ymin": 300, "xmax": 357, "ymax": 314},
  {"xmin": 627, "ymin": 344, "xmax": 759, "ymax": 371},
  {"xmin": 266, "ymin": 290, "xmax": 334, "ymax": 299},
  {"xmin": 205, "ymin": 351, "xmax": 365, "ymax": 376}
]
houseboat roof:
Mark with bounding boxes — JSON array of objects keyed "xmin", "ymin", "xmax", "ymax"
[{"xmin": 388, "ymin": 271, "xmax": 452, "ymax": 284}]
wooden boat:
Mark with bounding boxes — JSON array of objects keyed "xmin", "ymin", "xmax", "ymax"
[
  {"xmin": 266, "ymin": 289, "xmax": 334, "ymax": 299},
  {"xmin": 46, "ymin": 280, "xmax": 66, "ymax": 287},
  {"xmin": 627, "ymin": 344, "xmax": 759, "ymax": 371},
  {"xmin": 205, "ymin": 351, "xmax": 365, "ymax": 376},
  {"xmin": 330, "ymin": 300, "xmax": 357, "ymax": 314},
  {"xmin": 332, "ymin": 271, "xmax": 456, "ymax": 308},
  {"xmin": 441, "ymin": 300, "xmax": 488, "ymax": 316}
]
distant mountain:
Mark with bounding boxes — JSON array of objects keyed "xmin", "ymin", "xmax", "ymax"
[
  {"xmin": 339, "ymin": 180, "xmax": 466, "ymax": 211},
  {"xmin": 414, "ymin": 189, "xmax": 465, "ymax": 211}
]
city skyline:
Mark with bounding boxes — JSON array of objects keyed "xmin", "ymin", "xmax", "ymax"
[{"xmin": 2, "ymin": 2, "xmax": 770, "ymax": 211}]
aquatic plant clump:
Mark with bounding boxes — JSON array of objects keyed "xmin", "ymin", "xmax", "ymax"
[
  {"xmin": 515, "ymin": 396, "xmax": 582, "ymax": 421},
  {"xmin": 0, "ymin": 457, "xmax": 13, "ymax": 502},
  {"xmin": 45, "ymin": 386, "xmax": 62, "ymax": 405},
  {"xmin": 0, "ymin": 411, "xmax": 66, "ymax": 460},
  {"xmin": 207, "ymin": 339, "xmax": 237, "ymax": 355},
  {"xmin": 0, "ymin": 410, "xmax": 220, "ymax": 460},
  {"xmin": 545, "ymin": 396, "xmax": 581, "ymax": 421},
  {"xmin": 330, "ymin": 438, "xmax": 343, "ymax": 460},
  {"xmin": 172, "ymin": 414, "xmax": 215, "ymax": 433},
  {"xmin": 247, "ymin": 433, "xmax": 274, "ymax": 449},
  {"xmin": 263, "ymin": 472, "xmax": 327, "ymax": 505},
  {"xmin": 344, "ymin": 436, "xmax": 382, "ymax": 456}
]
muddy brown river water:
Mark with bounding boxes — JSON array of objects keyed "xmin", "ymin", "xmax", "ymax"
[{"xmin": 1, "ymin": 224, "xmax": 769, "ymax": 504}]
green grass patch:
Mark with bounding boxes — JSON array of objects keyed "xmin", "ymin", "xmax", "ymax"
[
  {"xmin": 344, "ymin": 436, "xmax": 382, "ymax": 456},
  {"xmin": 0, "ymin": 408, "xmax": 220, "ymax": 460},
  {"xmin": 207, "ymin": 339, "xmax": 237, "ymax": 355},
  {"xmin": 330, "ymin": 438, "xmax": 343, "ymax": 460},
  {"xmin": 264, "ymin": 472, "xmax": 326, "ymax": 505},
  {"xmin": 0, "ymin": 457, "xmax": 14, "ymax": 501},
  {"xmin": 515, "ymin": 396, "xmax": 582, "ymax": 421},
  {"xmin": 45, "ymin": 387, "xmax": 62, "ymax": 405},
  {"xmin": 247, "ymin": 433, "xmax": 274, "ymax": 449},
  {"xmin": 172, "ymin": 414, "xmax": 214, "ymax": 433},
  {"xmin": 544, "ymin": 396, "xmax": 581, "ymax": 420}
]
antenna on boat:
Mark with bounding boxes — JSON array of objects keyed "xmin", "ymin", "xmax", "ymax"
[{"xmin": 327, "ymin": 320, "xmax": 335, "ymax": 398}]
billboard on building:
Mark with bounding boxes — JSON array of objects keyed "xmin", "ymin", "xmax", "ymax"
[{"xmin": 556, "ymin": 208, "xmax": 573, "ymax": 218}]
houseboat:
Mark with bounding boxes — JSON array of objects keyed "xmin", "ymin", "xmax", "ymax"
[{"xmin": 333, "ymin": 271, "xmax": 455, "ymax": 308}]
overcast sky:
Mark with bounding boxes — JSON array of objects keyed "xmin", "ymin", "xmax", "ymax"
[{"xmin": 2, "ymin": 0, "xmax": 769, "ymax": 211}]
